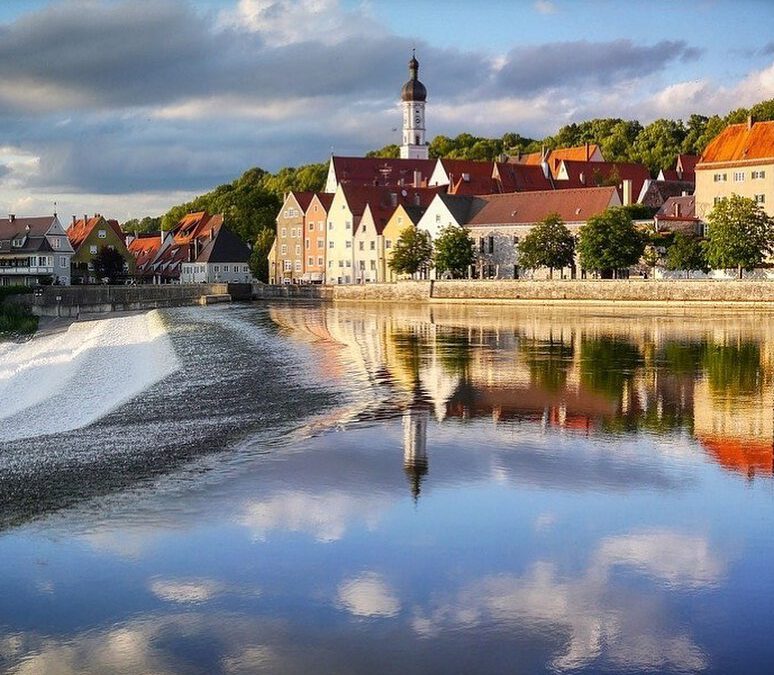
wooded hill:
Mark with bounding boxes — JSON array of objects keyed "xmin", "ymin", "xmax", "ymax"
[{"xmin": 123, "ymin": 98, "xmax": 774, "ymax": 247}]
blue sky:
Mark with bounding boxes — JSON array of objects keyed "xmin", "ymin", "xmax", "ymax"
[{"xmin": 0, "ymin": 0, "xmax": 772, "ymax": 219}]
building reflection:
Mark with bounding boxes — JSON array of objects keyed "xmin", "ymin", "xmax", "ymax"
[{"xmin": 268, "ymin": 304, "xmax": 774, "ymax": 480}]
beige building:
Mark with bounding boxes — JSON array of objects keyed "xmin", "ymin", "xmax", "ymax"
[
  {"xmin": 275, "ymin": 191, "xmax": 314, "ymax": 283},
  {"xmin": 695, "ymin": 119, "xmax": 774, "ymax": 219},
  {"xmin": 382, "ymin": 204, "xmax": 427, "ymax": 282}
]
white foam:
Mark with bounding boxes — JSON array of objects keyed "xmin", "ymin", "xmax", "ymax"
[{"xmin": 0, "ymin": 311, "xmax": 180, "ymax": 442}]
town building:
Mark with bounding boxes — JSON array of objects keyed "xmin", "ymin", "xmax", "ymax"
[
  {"xmin": 127, "ymin": 231, "xmax": 172, "ymax": 283},
  {"xmin": 658, "ymin": 154, "xmax": 699, "ymax": 183},
  {"xmin": 465, "ymin": 186, "xmax": 621, "ymax": 279},
  {"xmin": 400, "ymin": 51, "xmax": 428, "ymax": 160},
  {"xmin": 303, "ymin": 193, "xmax": 333, "ymax": 283},
  {"xmin": 268, "ymin": 238, "xmax": 278, "ymax": 285},
  {"xmin": 180, "ymin": 225, "xmax": 254, "ymax": 283},
  {"xmin": 323, "ymin": 156, "xmax": 434, "ymax": 194},
  {"xmin": 382, "ymin": 204, "xmax": 427, "ymax": 282},
  {"xmin": 275, "ymin": 191, "xmax": 315, "ymax": 284},
  {"xmin": 0, "ymin": 214, "xmax": 73, "ymax": 286},
  {"xmin": 695, "ymin": 118, "xmax": 774, "ymax": 219},
  {"xmin": 416, "ymin": 193, "xmax": 484, "ymax": 241},
  {"xmin": 654, "ymin": 195, "xmax": 701, "ymax": 235},
  {"xmin": 67, "ymin": 214, "xmax": 135, "ymax": 283},
  {"xmin": 511, "ymin": 143, "xmax": 605, "ymax": 177},
  {"xmin": 553, "ymin": 159, "xmax": 650, "ymax": 205}
]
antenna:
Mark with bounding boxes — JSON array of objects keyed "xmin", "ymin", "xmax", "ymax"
[{"xmin": 53, "ymin": 200, "xmax": 57, "ymax": 216}]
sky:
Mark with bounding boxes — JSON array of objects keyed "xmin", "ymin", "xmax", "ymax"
[{"xmin": 0, "ymin": 0, "xmax": 773, "ymax": 221}]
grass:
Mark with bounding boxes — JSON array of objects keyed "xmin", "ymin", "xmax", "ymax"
[{"xmin": 0, "ymin": 286, "xmax": 38, "ymax": 337}]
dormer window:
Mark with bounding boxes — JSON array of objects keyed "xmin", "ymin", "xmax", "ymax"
[
  {"xmin": 12, "ymin": 237, "xmax": 24, "ymax": 248},
  {"xmin": 98, "ymin": 229, "xmax": 107, "ymax": 239}
]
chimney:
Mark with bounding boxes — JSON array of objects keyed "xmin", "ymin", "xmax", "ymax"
[
  {"xmin": 585, "ymin": 142, "xmax": 590, "ymax": 161},
  {"xmin": 748, "ymin": 114, "xmax": 753, "ymax": 130},
  {"xmin": 390, "ymin": 192, "xmax": 398, "ymax": 207},
  {"xmin": 413, "ymin": 170, "xmax": 422, "ymax": 187},
  {"xmin": 673, "ymin": 202, "xmax": 680, "ymax": 217},
  {"xmin": 541, "ymin": 160, "xmax": 550, "ymax": 179},
  {"xmin": 579, "ymin": 172, "xmax": 585, "ymax": 185},
  {"xmin": 72, "ymin": 215, "xmax": 76, "ymax": 225},
  {"xmin": 622, "ymin": 179, "xmax": 633, "ymax": 206},
  {"xmin": 84, "ymin": 214, "xmax": 88, "ymax": 224},
  {"xmin": 8, "ymin": 214, "xmax": 14, "ymax": 223},
  {"xmin": 681, "ymin": 190, "xmax": 689, "ymax": 197},
  {"xmin": 462, "ymin": 172, "xmax": 470, "ymax": 182},
  {"xmin": 210, "ymin": 226, "xmax": 214, "ymax": 241},
  {"xmin": 160, "ymin": 227, "xmax": 164, "ymax": 248}
]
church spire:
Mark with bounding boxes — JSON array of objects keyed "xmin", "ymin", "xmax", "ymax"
[{"xmin": 400, "ymin": 52, "xmax": 428, "ymax": 159}]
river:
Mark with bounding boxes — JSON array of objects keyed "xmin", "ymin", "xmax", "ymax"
[{"xmin": 0, "ymin": 302, "xmax": 772, "ymax": 674}]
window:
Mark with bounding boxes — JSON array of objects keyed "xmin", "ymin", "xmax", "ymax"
[
  {"xmin": 281, "ymin": 228, "xmax": 287, "ymax": 238},
  {"xmin": 359, "ymin": 241, "xmax": 364, "ymax": 251},
  {"xmin": 435, "ymin": 214, "xmax": 441, "ymax": 223},
  {"xmin": 280, "ymin": 244, "xmax": 287, "ymax": 255},
  {"xmin": 479, "ymin": 237, "xmax": 485, "ymax": 253},
  {"xmin": 359, "ymin": 260, "xmax": 365, "ymax": 270},
  {"xmin": 11, "ymin": 237, "xmax": 24, "ymax": 248},
  {"xmin": 329, "ymin": 241, "xmax": 334, "ymax": 248},
  {"xmin": 734, "ymin": 171, "xmax": 745, "ymax": 182},
  {"xmin": 513, "ymin": 235, "xmax": 520, "ymax": 245},
  {"xmin": 339, "ymin": 260, "xmax": 344, "ymax": 268},
  {"xmin": 713, "ymin": 173, "xmax": 727, "ymax": 182},
  {"xmin": 514, "ymin": 265, "xmax": 520, "ymax": 279},
  {"xmin": 89, "ymin": 245, "xmax": 98, "ymax": 255},
  {"xmin": 370, "ymin": 260, "xmax": 376, "ymax": 270},
  {"xmin": 345, "ymin": 275, "xmax": 351, "ymax": 283},
  {"xmin": 97, "ymin": 229, "xmax": 107, "ymax": 239},
  {"xmin": 386, "ymin": 240, "xmax": 392, "ymax": 249},
  {"xmin": 309, "ymin": 222, "xmax": 314, "ymax": 231},
  {"xmin": 370, "ymin": 241, "xmax": 375, "ymax": 250},
  {"xmin": 345, "ymin": 220, "xmax": 351, "ymax": 229},
  {"xmin": 38, "ymin": 256, "xmax": 48, "ymax": 266},
  {"xmin": 243, "ymin": 265, "xmax": 249, "ymax": 272},
  {"xmin": 305, "ymin": 239, "xmax": 310, "ymax": 249},
  {"xmin": 295, "ymin": 261, "xmax": 302, "ymax": 271},
  {"xmin": 328, "ymin": 260, "xmax": 332, "ymax": 268},
  {"xmin": 752, "ymin": 170, "xmax": 766, "ymax": 179},
  {"xmin": 398, "ymin": 216, "xmax": 403, "ymax": 224},
  {"xmin": 52, "ymin": 238, "xmax": 60, "ymax": 249},
  {"xmin": 223, "ymin": 265, "xmax": 229, "ymax": 272},
  {"xmin": 59, "ymin": 256, "xmax": 68, "ymax": 267},
  {"xmin": 329, "ymin": 222, "xmax": 333, "ymax": 230},
  {"xmin": 755, "ymin": 194, "xmax": 766, "ymax": 204},
  {"xmin": 283, "ymin": 260, "xmax": 292, "ymax": 271},
  {"xmin": 345, "ymin": 260, "xmax": 351, "ymax": 267},
  {"xmin": 345, "ymin": 241, "xmax": 352, "ymax": 248},
  {"xmin": 713, "ymin": 196, "xmax": 725, "ymax": 206},
  {"xmin": 488, "ymin": 236, "xmax": 494, "ymax": 254},
  {"xmin": 308, "ymin": 257, "xmax": 314, "ymax": 266},
  {"xmin": 317, "ymin": 257, "xmax": 323, "ymax": 266},
  {"xmin": 214, "ymin": 265, "xmax": 220, "ymax": 273},
  {"xmin": 295, "ymin": 245, "xmax": 300, "ymax": 255},
  {"xmin": 317, "ymin": 239, "xmax": 324, "ymax": 248}
]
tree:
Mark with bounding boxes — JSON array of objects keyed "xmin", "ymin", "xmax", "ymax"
[
  {"xmin": 366, "ymin": 144, "xmax": 400, "ymax": 158},
  {"xmin": 704, "ymin": 194, "xmax": 774, "ymax": 278},
  {"xmin": 434, "ymin": 224, "xmax": 475, "ymax": 278},
  {"xmin": 517, "ymin": 213, "xmax": 575, "ymax": 278},
  {"xmin": 250, "ymin": 228, "xmax": 275, "ymax": 282},
  {"xmin": 632, "ymin": 118, "xmax": 686, "ymax": 174},
  {"xmin": 577, "ymin": 207, "xmax": 646, "ymax": 278},
  {"xmin": 665, "ymin": 232, "xmax": 708, "ymax": 278},
  {"xmin": 389, "ymin": 227, "xmax": 433, "ymax": 277},
  {"xmin": 92, "ymin": 247, "xmax": 126, "ymax": 283}
]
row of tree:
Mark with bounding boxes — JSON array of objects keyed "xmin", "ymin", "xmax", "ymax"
[{"xmin": 389, "ymin": 196, "xmax": 774, "ymax": 280}]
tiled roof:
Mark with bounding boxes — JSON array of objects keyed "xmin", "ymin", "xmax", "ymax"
[
  {"xmin": 676, "ymin": 154, "xmax": 698, "ymax": 180},
  {"xmin": 352, "ymin": 186, "xmax": 440, "ymax": 235},
  {"xmin": 435, "ymin": 193, "xmax": 485, "ymax": 225},
  {"xmin": 656, "ymin": 195, "xmax": 697, "ymax": 220},
  {"xmin": 173, "ymin": 211, "xmax": 215, "ymax": 244},
  {"xmin": 196, "ymin": 225, "xmax": 251, "ymax": 264},
  {"xmin": 555, "ymin": 160, "xmax": 651, "ymax": 202},
  {"xmin": 128, "ymin": 233, "xmax": 164, "ymax": 275},
  {"xmin": 66, "ymin": 215, "xmax": 125, "ymax": 250},
  {"xmin": 309, "ymin": 192, "xmax": 334, "ymax": 212},
  {"xmin": 467, "ymin": 186, "xmax": 618, "ymax": 226},
  {"xmin": 288, "ymin": 191, "xmax": 316, "ymax": 211},
  {"xmin": 493, "ymin": 162, "xmax": 553, "ymax": 193},
  {"xmin": 331, "ymin": 156, "xmax": 436, "ymax": 188},
  {"xmin": 698, "ymin": 120, "xmax": 774, "ymax": 164},
  {"xmin": 0, "ymin": 216, "xmax": 56, "ymax": 239},
  {"xmin": 511, "ymin": 144, "xmax": 603, "ymax": 176}
]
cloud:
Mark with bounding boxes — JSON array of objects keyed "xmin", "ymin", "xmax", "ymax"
[
  {"xmin": 149, "ymin": 577, "xmax": 226, "ymax": 604},
  {"xmin": 534, "ymin": 0, "xmax": 557, "ymax": 14},
  {"xmin": 496, "ymin": 40, "xmax": 701, "ymax": 95},
  {"xmin": 337, "ymin": 572, "xmax": 401, "ymax": 618}
]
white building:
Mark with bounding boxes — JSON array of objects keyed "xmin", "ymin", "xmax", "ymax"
[
  {"xmin": 0, "ymin": 214, "xmax": 73, "ymax": 286},
  {"xmin": 400, "ymin": 51, "xmax": 428, "ymax": 160},
  {"xmin": 180, "ymin": 225, "xmax": 254, "ymax": 284}
]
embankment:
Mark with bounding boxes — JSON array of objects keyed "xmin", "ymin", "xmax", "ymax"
[
  {"xmin": 252, "ymin": 279, "xmax": 774, "ymax": 306},
  {"xmin": 27, "ymin": 283, "xmax": 253, "ymax": 317}
]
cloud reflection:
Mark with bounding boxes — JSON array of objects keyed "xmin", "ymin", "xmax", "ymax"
[{"xmin": 337, "ymin": 572, "xmax": 401, "ymax": 618}]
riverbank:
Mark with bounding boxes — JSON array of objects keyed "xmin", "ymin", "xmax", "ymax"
[
  {"xmin": 0, "ymin": 287, "xmax": 37, "ymax": 337},
  {"xmin": 252, "ymin": 279, "xmax": 774, "ymax": 307}
]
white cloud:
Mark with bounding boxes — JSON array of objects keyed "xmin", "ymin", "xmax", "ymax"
[
  {"xmin": 149, "ymin": 578, "xmax": 226, "ymax": 604},
  {"xmin": 337, "ymin": 572, "xmax": 401, "ymax": 618},
  {"xmin": 534, "ymin": 0, "xmax": 557, "ymax": 14}
]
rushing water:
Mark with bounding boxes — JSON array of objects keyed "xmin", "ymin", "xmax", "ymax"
[{"xmin": 0, "ymin": 302, "xmax": 773, "ymax": 674}]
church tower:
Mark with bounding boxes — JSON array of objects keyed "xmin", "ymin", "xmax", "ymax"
[{"xmin": 400, "ymin": 51, "xmax": 428, "ymax": 160}]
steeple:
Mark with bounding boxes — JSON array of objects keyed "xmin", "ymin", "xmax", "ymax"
[{"xmin": 400, "ymin": 51, "xmax": 428, "ymax": 160}]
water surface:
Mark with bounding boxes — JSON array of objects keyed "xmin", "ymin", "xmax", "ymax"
[{"xmin": 1, "ymin": 302, "xmax": 772, "ymax": 674}]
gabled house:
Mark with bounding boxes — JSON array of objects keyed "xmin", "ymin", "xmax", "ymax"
[
  {"xmin": 268, "ymin": 238, "xmax": 278, "ymax": 285},
  {"xmin": 638, "ymin": 179, "xmax": 694, "ymax": 209},
  {"xmin": 553, "ymin": 159, "xmax": 651, "ymax": 205},
  {"xmin": 275, "ymin": 191, "xmax": 314, "ymax": 284},
  {"xmin": 493, "ymin": 162, "xmax": 554, "ymax": 193},
  {"xmin": 510, "ymin": 144, "xmax": 605, "ymax": 177},
  {"xmin": 695, "ymin": 118, "xmax": 774, "ymax": 219},
  {"xmin": 658, "ymin": 154, "xmax": 699, "ymax": 183},
  {"xmin": 180, "ymin": 225, "xmax": 254, "ymax": 283},
  {"xmin": 382, "ymin": 204, "xmax": 427, "ymax": 282},
  {"xmin": 428, "ymin": 159, "xmax": 496, "ymax": 193},
  {"xmin": 465, "ymin": 186, "xmax": 621, "ymax": 279},
  {"xmin": 303, "ymin": 193, "xmax": 333, "ymax": 283},
  {"xmin": 127, "ymin": 231, "xmax": 173, "ymax": 283},
  {"xmin": 0, "ymin": 214, "xmax": 73, "ymax": 286},
  {"xmin": 654, "ymin": 195, "xmax": 700, "ymax": 235},
  {"xmin": 416, "ymin": 193, "xmax": 485, "ymax": 241},
  {"xmin": 67, "ymin": 214, "xmax": 134, "ymax": 283}
]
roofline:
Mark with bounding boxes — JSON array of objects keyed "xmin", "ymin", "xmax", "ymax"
[{"xmin": 696, "ymin": 158, "xmax": 774, "ymax": 169}]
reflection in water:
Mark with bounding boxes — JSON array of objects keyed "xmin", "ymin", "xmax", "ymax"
[{"xmin": 2, "ymin": 302, "xmax": 774, "ymax": 674}]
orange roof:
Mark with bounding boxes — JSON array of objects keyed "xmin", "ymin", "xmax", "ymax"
[
  {"xmin": 699, "ymin": 120, "xmax": 774, "ymax": 164},
  {"xmin": 467, "ymin": 186, "xmax": 618, "ymax": 226},
  {"xmin": 66, "ymin": 215, "xmax": 124, "ymax": 250},
  {"xmin": 354, "ymin": 186, "xmax": 440, "ymax": 235},
  {"xmin": 511, "ymin": 144, "xmax": 602, "ymax": 175},
  {"xmin": 172, "ymin": 211, "xmax": 223, "ymax": 245},
  {"xmin": 128, "ymin": 233, "xmax": 163, "ymax": 275},
  {"xmin": 699, "ymin": 435, "xmax": 773, "ymax": 477}
]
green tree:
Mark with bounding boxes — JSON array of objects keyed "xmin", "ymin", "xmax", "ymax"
[
  {"xmin": 434, "ymin": 224, "xmax": 475, "ymax": 278},
  {"xmin": 517, "ymin": 213, "xmax": 575, "ymax": 278},
  {"xmin": 92, "ymin": 247, "xmax": 126, "ymax": 283},
  {"xmin": 665, "ymin": 232, "xmax": 708, "ymax": 278},
  {"xmin": 704, "ymin": 194, "xmax": 774, "ymax": 277},
  {"xmin": 389, "ymin": 227, "xmax": 433, "ymax": 277},
  {"xmin": 632, "ymin": 118, "xmax": 686, "ymax": 174},
  {"xmin": 366, "ymin": 144, "xmax": 400, "ymax": 158},
  {"xmin": 577, "ymin": 207, "xmax": 646, "ymax": 278},
  {"xmin": 250, "ymin": 228, "xmax": 275, "ymax": 282}
]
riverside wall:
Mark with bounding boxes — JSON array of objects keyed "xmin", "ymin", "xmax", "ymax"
[
  {"xmin": 30, "ymin": 283, "xmax": 254, "ymax": 318},
  {"xmin": 252, "ymin": 279, "xmax": 774, "ymax": 306}
]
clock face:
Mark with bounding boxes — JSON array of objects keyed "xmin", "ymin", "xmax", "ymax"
[{"xmin": 415, "ymin": 115, "xmax": 421, "ymax": 125}]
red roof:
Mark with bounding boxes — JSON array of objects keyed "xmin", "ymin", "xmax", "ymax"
[
  {"xmin": 493, "ymin": 162, "xmax": 553, "ymax": 193},
  {"xmin": 699, "ymin": 120, "xmax": 774, "ymax": 164},
  {"xmin": 331, "ymin": 156, "xmax": 436, "ymax": 188},
  {"xmin": 352, "ymin": 186, "xmax": 440, "ymax": 235},
  {"xmin": 699, "ymin": 435, "xmax": 773, "ymax": 477},
  {"xmin": 512, "ymin": 144, "xmax": 603, "ymax": 176},
  {"xmin": 287, "ymin": 191, "xmax": 315, "ymax": 211},
  {"xmin": 656, "ymin": 195, "xmax": 697, "ymax": 221},
  {"xmin": 555, "ymin": 160, "xmax": 651, "ymax": 202},
  {"xmin": 128, "ymin": 233, "xmax": 164, "ymax": 276},
  {"xmin": 676, "ymin": 154, "xmax": 698, "ymax": 181},
  {"xmin": 467, "ymin": 186, "xmax": 619, "ymax": 226},
  {"xmin": 308, "ymin": 192, "xmax": 334, "ymax": 213}
]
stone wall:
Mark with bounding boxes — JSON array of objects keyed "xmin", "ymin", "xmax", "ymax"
[
  {"xmin": 253, "ymin": 279, "xmax": 774, "ymax": 305},
  {"xmin": 31, "ymin": 283, "xmax": 240, "ymax": 317}
]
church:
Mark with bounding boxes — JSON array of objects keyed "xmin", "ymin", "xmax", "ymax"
[{"xmin": 400, "ymin": 50, "xmax": 429, "ymax": 160}]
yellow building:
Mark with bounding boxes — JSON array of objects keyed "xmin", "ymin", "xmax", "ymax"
[
  {"xmin": 695, "ymin": 119, "xmax": 774, "ymax": 219},
  {"xmin": 381, "ymin": 204, "xmax": 427, "ymax": 282}
]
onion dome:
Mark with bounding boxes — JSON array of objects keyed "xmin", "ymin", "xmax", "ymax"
[{"xmin": 401, "ymin": 51, "xmax": 427, "ymax": 102}]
